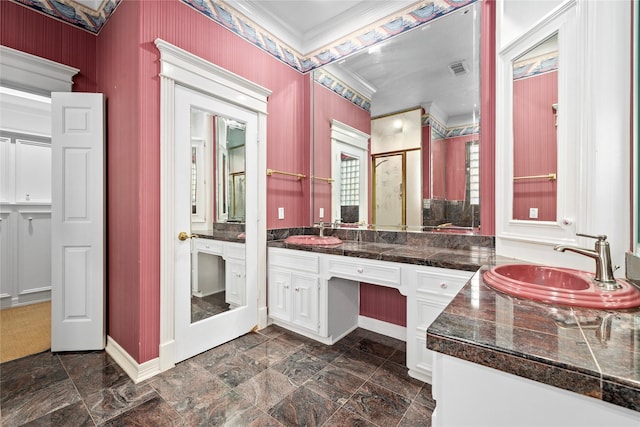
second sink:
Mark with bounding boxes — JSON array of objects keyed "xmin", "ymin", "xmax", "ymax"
[
  {"xmin": 483, "ymin": 264, "xmax": 640, "ymax": 309},
  {"xmin": 284, "ymin": 235, "xmax": 342, "ymax": 246}
]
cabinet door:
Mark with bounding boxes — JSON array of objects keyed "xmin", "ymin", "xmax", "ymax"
[
  {"xmin": 268, "ymin": 268, "xmax": 291, "ymax": 321},
  {"xmin": 0, "ymin": 212, "xmax": 12, "ymax": 301},
  {"xmin": 291, "ymin": 273, "xmax": 319, "ymax": 333},
  {"xmin": 18, "ymin": 211, "xmax": 51, "ymax": 295},
  {"xmin": 225, "ymin": 260, "xmax": 245, "ymax": 307}
]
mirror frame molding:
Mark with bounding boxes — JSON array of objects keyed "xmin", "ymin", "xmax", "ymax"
[
  {"xmin": 155, "ymin": 39, "xmax": 270, "ymax": 374},
  {"xmin": 496, "ymin": 0, "xmax": 583, "ymax": 254},
  {"xmin": 330, "ymin": 119, "xmax": 370, "ymax": 225},
  {"xmin": 634, "ymin": 3, "xmax": 639, "ymax": 255}
]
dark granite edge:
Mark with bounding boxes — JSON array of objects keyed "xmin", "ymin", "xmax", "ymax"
[
  {"xmin": 602, "ymin": 378, "xmax": 640, "ymax": 412},
  {"xmin": 197, "ymin": 233, "xmax": 246, "ymax": 243},
  {"xmin": 267, "ymin": 240, "xmax": 486, "ymax": 271},
  {"xmin": 428, "ymin": 321, "xmax": 640, "ymax": 413},
  {"xmin": 426, "ymin": 333, "xmax": 603, "ymax": 401},
  {"xmin": 266, "ymin": 227, "xmax": 495, "ymax": 250}
]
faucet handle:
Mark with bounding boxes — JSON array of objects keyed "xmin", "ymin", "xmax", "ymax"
[{"xmin": 576, "ymin": 233, "xmax": 608, "ymax": 242}]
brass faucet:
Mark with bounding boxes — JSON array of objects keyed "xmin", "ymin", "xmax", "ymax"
[{"xmin": 554, "ymin": 233, "xmax": 620, "ymax": 290}]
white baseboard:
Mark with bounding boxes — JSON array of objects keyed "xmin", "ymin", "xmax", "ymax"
[
  {"xmin": 106, "ymin": 336, "xmax": 161, "ymax": 384},
  {"xmin": 358, "ymin": 315, "xmax": 406, "ymax": 341}
]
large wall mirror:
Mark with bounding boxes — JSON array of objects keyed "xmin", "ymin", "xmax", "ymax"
[
  {"xmin": 311, "ymin": 2, "xmax": 481, "ymax": 233},
  {"xmin": 189, "ymin": 107, "xmax": 246, "ymax": 324}
]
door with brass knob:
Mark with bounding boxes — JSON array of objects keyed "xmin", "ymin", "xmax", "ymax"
[
  {"xmin": 173, "ymin": 84, "xmax": 258, "ymax": 364},
  {"xmin": 178, "ymin": 231, "xmax": 199, "ymax": 241}
]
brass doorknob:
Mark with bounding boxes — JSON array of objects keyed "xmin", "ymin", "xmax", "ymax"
[{"xmin": 178, "ymin": 231, "xmax": 199, "ymax": 241}]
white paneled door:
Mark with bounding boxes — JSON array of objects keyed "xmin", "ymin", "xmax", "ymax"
[{"xmin": 51, "ymin": 92, "xmax": 105, "ymax": 351}]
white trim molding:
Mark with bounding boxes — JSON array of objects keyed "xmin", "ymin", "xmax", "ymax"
[
  {"xmin": 155, "ymin": 38, "xmax": 270, "ymax": 373},
  {"xmin": 0, "ymin": 45, "xmax": 79, "ymax": 95},
  {"xmin": 495, "ymin": 1, "xmax": 584, "ymax": 266},
  {"xmin": 106, "ymin": 336, "xmax": 160, "ymax": 384},
  {"xmin": 357, "ymin": 315, "xmax": 406, "ymax": 342}
]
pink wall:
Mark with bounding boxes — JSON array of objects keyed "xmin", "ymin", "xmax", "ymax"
[
  {"xmin": 99, "ymin": 0, "xmax": 312, "ymax": 362},
  {"xmin": 312, "ymin": 83, "xmax": 371, "ymax": 223},
  {"xmin": 480, "ymin": 0, "xmax": 496, "ymax": 235},
  {"xmin": 0, "ymin": 1, "xmax": 97, "ymax": 92},
  {"xmin": 422, "ymin": 124, "xmax": 431, "ymax": 199},
  {"xmin": 431, "ymin": 135, "xmax": 446, "ymax": 199},
  {"xmin": 95, "ymin": 0, "xmax": 147, "ymax": 362},
  {"xmin": 447, "ymin": 134, "xmax": 479, "ymax": 201},
  {"xmin": 512, "ymin": 71, "xmax": 558, "ymax": 221},
  {"xmin": 359, "ymin": 283, "xmax": 406, "ymax": 327}
]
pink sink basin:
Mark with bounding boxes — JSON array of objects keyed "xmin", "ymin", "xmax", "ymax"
[
  {"xmin": 284, "ymin": 235, "xmax": 342, "ymax": 246},
  {"xmin": 483, "ymin": 264, "xmax": 640, "ymax": 309}
]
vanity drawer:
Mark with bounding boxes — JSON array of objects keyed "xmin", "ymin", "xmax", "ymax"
[
  {"xmin": 327, "ymin": 257, "xmax": 401, "ymax": 287},
  {"xmin": 268, "ymin": 248, "xmax": 319, "ymax": 274},
  {"xmin": 416, "ymin": 269, "xmax": 471, "ymax": 298},
  {"xmin": 224, "ymin": 242, "xmax": 245, "ymax": 260},
  {"xmin": 193, "ymin": 238, "xmax": 224, "ymax": 255}
]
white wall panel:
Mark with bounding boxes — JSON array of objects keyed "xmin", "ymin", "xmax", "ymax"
[{"xmin": 15, "ymin": 139, "xmax": 51, "ymax": 202}]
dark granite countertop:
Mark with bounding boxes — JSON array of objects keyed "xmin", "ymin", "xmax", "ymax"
[
  {"xmin": 268, "ymin": 238, "xmax": 496, "ymax": 272},
  {"xmin": 196, "ymin": 232, "xmax": 246, "ymax": 243},
  {"xmin": 427, "ymin": 265, "xmax": 640, "ymax": 413}
]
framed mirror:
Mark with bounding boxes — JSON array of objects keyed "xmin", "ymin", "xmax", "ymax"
[
  {"xmin": 311, "ymin": 2, "xmax": 481, "ymax": 233},
  {"xmin": 330, "ymin": 120, "xmax": 369, "ymax": 225},
  {"xmin": 496, "ymin": 0, "xmax": 580, "ymax": 249},
  {"xmin": 511, "ymin": 33, "xmax": 558, "ymax": 222}
]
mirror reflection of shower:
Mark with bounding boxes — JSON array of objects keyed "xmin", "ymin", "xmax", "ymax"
[{"xmin": 370, "ymin": 108, "xmax": 422, "ymax": 230}]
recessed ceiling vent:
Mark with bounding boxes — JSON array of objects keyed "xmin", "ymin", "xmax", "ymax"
[{"xmin": 448, "ymin": 60, "xmax": 468, "ymax": 76}]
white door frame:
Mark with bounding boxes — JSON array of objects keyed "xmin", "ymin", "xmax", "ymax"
[
  {"xmin": 330, "ymin": 120, "xmax": 369, "ymax": 225},
  {"xmin": 0, "ymin": 45, "xmax": 78, "ymax": 95},
  {"xmin": 155, "ymin": 39, "xmax": 270, "ymax": 372}
]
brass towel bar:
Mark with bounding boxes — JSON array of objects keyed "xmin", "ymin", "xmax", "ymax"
[
  {"xmin": 266, "ymin": 168, "xmax": 306, "ymax": 180},
  {"xmin": 311, "ymin": 176, "xmax": 334, "ymax": 183},
  {"xmin": 513, "ymin": 173, "xmax": 557, "ymax": 181}
]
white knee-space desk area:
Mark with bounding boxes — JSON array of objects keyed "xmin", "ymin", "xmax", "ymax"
[{"xmin": 267, "ymin": 246, "xmax": 474, "ymax": 383}]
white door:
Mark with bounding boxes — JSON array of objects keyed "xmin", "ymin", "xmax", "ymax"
[
  {"xmin": 174, "ymin": 85, "xmax": 257, "ymax": 363},
  {"xmin": 50, "ymin": 92, "xmax": 105, "ymax": 351}
]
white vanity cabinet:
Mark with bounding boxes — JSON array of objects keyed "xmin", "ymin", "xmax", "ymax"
[
  {"xmin": 407, "ymin": 268, "xmax": 473, "ymax": 382},
  {"xmin": 268, "ymin": 248, "xmax": 321, "ymax": 335},
  {"xmin": 267, "ymin": 246, "xmax": 475, "ymax": 383},
  {"xmin": 192, "ymin": 238, "xmax": 245, "ymax": 307},
  {"xmin": 223, "ymin": 243, "xmax": 245, "ymax": 308}
]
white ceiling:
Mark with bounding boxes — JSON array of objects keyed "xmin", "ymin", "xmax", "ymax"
[
  {"xmin": 230, "ymin": 0, "xmax": 480, "ymax": 121},
  {"xmin": 226, "ymin": 0, "xmax": 417, "ymax": 54}
]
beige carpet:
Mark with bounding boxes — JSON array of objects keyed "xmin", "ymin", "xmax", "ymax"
[{"xmin": 0, "ymin": 301, "xmax": 51, "ymax": 363}]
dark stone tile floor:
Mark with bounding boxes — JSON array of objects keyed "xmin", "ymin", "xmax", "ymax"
[{"xmin": 0, "ymin": 326, "xmax": 434, "ymax": 426}]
